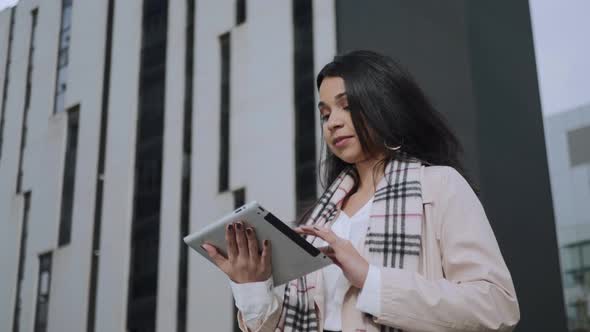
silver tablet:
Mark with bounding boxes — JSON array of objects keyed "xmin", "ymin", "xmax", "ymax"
[{"xmin": 184, "ymin": 201, "xmax": 332, "ymax": 286}]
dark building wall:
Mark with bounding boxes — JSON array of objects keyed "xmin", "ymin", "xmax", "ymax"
[
  {"xmin": 336, "ymin": 1, "xmax": 481, "ymax": 182},
  {"xmin": 465, "ymin": 2, "xmax": 566, "ymax": 330},
  {"xmin": 335, "ymin": 1, "xmax": 566, "ymax": 331}
]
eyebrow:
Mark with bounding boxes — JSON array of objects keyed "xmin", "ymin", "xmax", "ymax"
[{"xmin": 317, "ymin": 92, "xmax": 347, "ymax": 109}]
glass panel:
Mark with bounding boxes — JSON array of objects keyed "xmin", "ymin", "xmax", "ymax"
[
  {"xmin": 34, "ymin": 252, "xmax": 52, "ymax": 332},
  {"xmin": 60, "ymin": 28, "xmax": 71, "ymax": 49},
  {"xmin": 39, "ymin": 272, "xmax": 49, "ymax": 295},
  {"xmin": 57, "ymin": 67, "xmax": 67, "ymax": 92},
  {"xmin": 218, "ymin": 32, "xmax": 230, "ymax": 192},
  {"xmin": 128, "ymin": 1, "xmax": 167, "ymax": 331},
  {"xmin": 54, "ymin": 91, "xmax": 65, "ymax": 113},
  {"xmin": 58, "ymin": 49, "xmax": 69, "ymax": 68},
  {"xmin": 236, "ymin": 0, "xmax": 246, "ymax": 24},
  {"xmin": 292, "ymin": 0, "xmax": 316, "ymax": 215},
  {"xmin": 61, "ymin": 6, "xmax": 72, "ymax": 30},
  {"xmin": 568, "ymin": 126, "xmax": 590, "ymax": 167},
  {"xmin": 564, "ymin": 247, "xmax": 581, "ymax": 271},
  {"xmin": 583, "ymin": 244, "xmax": 590, "ymax": 267}
]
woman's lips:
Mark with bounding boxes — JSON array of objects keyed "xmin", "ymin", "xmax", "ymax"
[{"xmin": 334, "ymin": 136, "xmax": 353, "ymax": 148}]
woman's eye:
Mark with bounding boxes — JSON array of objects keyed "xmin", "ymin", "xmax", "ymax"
[{"xmin": 320, "ymin": 113, "xmax": 330, "ymax": 122}]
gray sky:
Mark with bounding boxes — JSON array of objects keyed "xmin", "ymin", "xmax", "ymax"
[
  {"xmin": 1, "ymin": 0, "xmax": 588, "ymax": 115},
  {"xmin": 530, "ymin": 0, "xmax": 590, "ymax": 115},
  {"xmin": 0, "ymin": 0, "xmax": 17, "ymax": 11}
]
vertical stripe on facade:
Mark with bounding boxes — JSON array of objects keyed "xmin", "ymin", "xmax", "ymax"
[
  {"xmin": 236, "ymin": 0, "xmax": 246, "ymax": 25},
  {"xmin": 87, "ymin": 0, "xmax": 115, "ymax": 329},
  {"xmin": 53, "ymin": 0, "xmax": 72, "ymax": 114},
  {"xmin": 58, "ymin": 105, "xmax": 80, "ymax": 246},
  {"xmin": 12, "ymin": 191, "xmax": 32, "ymax": 332},
  {"xmin": 218, "ymin": 32, "xmax": 230, "ymax": 192},
  {"xmin": 0, "ymin": 7, "xmax": 15, "ymax": 160},
  {"xmin": 292, "ymin": 0, "xmax": 316, "ymax": 214},
  {"xmin": 33, "ymin": 251, "xmax": 52, "ymax": 332},
  {"xmin": 127, "ymin": 0, "xmax": 169, "ymax": 331},
  {"xmin": 176, "ymin": 0, "xmax": 195, "ymax": 331},
  {"xmin": 16, "ymin": 8, "xmax": 38, "ymax": 193},
  {"xmin": 232, "ymin": 187, "xmax": 246, "ymax": 332}
]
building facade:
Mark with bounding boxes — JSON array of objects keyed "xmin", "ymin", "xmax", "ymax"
[
  {"xmin": 544, "ymin": 104, "xmax": 590, "ymax": 331},
  {"xmin": 0, "ymin": 0, "xmax": 335, "ymax": 331},
  {"xmin": 0, "ymin": 1, "xmax": 568, "ymax": 331}
]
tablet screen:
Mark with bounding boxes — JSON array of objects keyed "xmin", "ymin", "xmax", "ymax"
[{"xmin": 264, "ymin": 213, "xmax": 320, "ymax": 257}]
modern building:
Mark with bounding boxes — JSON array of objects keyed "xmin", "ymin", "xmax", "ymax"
[
  {"xmin": 0, "ymin": 1, "xmax": 567, "ymax": 331},
  {"xmin": 544, "ymin": 103, "xmax": 590, "ymax": 331}
]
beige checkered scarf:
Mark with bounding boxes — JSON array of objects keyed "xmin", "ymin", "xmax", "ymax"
[{"xmin": 277, "ymin": 157, "xmax": 423, "ymax": 332}]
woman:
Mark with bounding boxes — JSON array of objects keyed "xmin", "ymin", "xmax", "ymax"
[{"xmin": 202, "ymin": 50, "xmax": 520, "ymax": 332}]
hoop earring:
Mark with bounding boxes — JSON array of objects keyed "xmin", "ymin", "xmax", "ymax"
[{"xmin": 384, "ymin": 142, "xmax": 402, "ymax": 151}]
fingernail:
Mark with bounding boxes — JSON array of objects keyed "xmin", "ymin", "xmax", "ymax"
[
  {"xmin": 235, "ymin": 223, "xmax": 242, "ymax": 230},
  {"xmin": 227, "ymin": 224, "xmax": 233, "ymax": 231},
  {"xmin": 246, "ymin": 228, "xmax": 253, "ymax": 235},
  {"xmin": 200, "ymin": 244, "xmax": 206, "ymax": 250}
]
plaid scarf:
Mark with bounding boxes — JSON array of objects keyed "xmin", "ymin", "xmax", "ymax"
[{"xmin": 277, "ymin": 157, "xmax": 423, "ymax": 332}]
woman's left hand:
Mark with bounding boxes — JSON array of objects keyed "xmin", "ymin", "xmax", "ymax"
[{"xmin": 295, "ymin": 225, "xmax": 369, "ymax": 289}]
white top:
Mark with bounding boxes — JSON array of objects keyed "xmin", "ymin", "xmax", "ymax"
[{"xmin": 230, "ymin": 199, "xmax": 382, "ymax": 331}]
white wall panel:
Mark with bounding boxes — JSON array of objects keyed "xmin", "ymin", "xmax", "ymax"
[
  {"xmin": 187, "ymin": 0, "xmax": 300, "ymax": 331},
  {"xmin": 0, "ymin": 8, "xmax": 16, "ymax": 328},
  {"xmin": 46, "ymin": 0, "xmax": 109, "ymax": 330},
  {"xmin": 94, "ymin": 0, "xmax": 142, "ymax": 330},
  {"xmin": 0, "ymin": 9, "xmax": 11, "ymax": 117},
  {"xmin": 156, "ymin": 0, "xmax": 186, "ymax": 330},
  {"xmin": 188, "ymin": 0, "xmax": 236, "ymax": 329},
  {"xmin": 0, "ymin": 3, "xmax": 36, "ymax": 329}
]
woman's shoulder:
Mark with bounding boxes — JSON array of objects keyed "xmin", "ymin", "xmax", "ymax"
[{"xmin": 421, "ymin": 165, "xmax": 474, "ymax": 203}]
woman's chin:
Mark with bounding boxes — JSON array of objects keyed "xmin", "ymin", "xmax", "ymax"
[{"xmin": 334, "ymin": 151, "xmax": 364, "ymax": 164}]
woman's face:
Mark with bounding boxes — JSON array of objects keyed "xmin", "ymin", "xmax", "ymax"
[{"xmin": 318, "ymin": 76, "xmax": 367, "ymax": 164}]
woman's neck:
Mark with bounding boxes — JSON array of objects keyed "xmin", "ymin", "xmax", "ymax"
[{"xmin": 354, "ymin": 156, "xmax": 385, "ymax": 194}]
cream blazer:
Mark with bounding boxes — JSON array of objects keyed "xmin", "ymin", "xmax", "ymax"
[{"xmin": 238, "ymin": 166, "xmax": 520, "ymax": 332}]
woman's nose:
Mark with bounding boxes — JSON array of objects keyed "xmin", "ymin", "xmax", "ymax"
[{"xmin": 326, "ymin": 113, "xmax": 344, "ymax": 131}]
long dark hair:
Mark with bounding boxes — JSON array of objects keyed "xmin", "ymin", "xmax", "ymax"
[{"xmin": 297, "ymin": 50, "xmax": 475, "ymax": 224}]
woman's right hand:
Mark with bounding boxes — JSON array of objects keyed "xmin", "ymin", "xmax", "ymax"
[{"xmin": 202, "ymin": 222, "xmax": 272, "ymax": 284}]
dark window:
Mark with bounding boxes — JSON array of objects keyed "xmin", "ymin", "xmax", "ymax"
[
  {"xmin": 236, "ymin": 0, "xmax": 246, "ymax": 25},
  {"xmin": 34, "ymin": 252, "xmax": 53, "ymax": 332},
  {"xmin": 292, "ymin": 0, "xmax": 317, "ymax": 214},
  {"xmin": 219, "ymin": 32, "xmax": 230, "ymax": 192},
  {"xmin": 0, "ymin": 7, "xmax": 15, "ymax": 160},
  {"xmin": 13, "ymin": 191, "xmax": 32, "ymax": 332},
  {"xmin": 58, "ymin": 105, "xmax": 80, "ymax": 246},
  {"xmin": 87, "ymin": 0, "xmax": 115, "ymax": 330},
  {"xmin": 16, "ymin": 8, "xmax": 39, "ymax": 193},
  {"xmin": 233, "ymin": 188, "xmax": 246, "ymax": 208},
  {"xmin": 232, "ymin": 187, "xmax": 246, "ymax": 332},
  {"xmin": 177, "ymin": 0, "xmax": 194, "ymax": 330},
  {"xmin": 53, "ymin": 0, "xmax": 73, "ymax": 114},
  {"xmin": 127, "ymin": 0, "xmax": 168, "ymax": 331},
  {"xmin": 568, "ymin": 125, "xmax": 590, "ymax": 167},
  {"xmin": 24, "ymin": 9, "xmax": 38, "ymax": 110}
]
